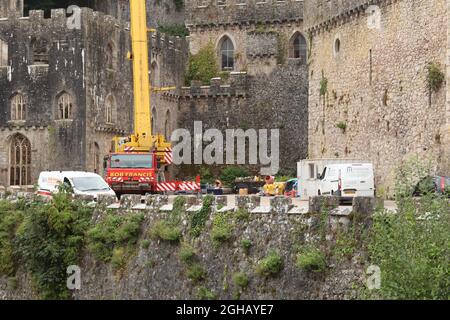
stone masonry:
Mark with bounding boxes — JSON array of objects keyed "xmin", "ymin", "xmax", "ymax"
[{"xmin": 305, "ymin": 0, "xmax": 450, "ymax": 192}]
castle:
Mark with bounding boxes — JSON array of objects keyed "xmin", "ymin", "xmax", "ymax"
[{"xmin": 0, "ymin": 0, "xmax": 449, "ymax": 193}]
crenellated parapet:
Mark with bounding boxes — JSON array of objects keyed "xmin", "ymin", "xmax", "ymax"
[
  {"xmin": 304, "ymin": 0, "xmax": 392, "ymax": 33},
  {"xmin": 186, "ymin": 0, "xmax": 304, "ymax": 29},
  {"xmin": 175, "ymin": 72, "xmax": 249, "ymax": 99}
]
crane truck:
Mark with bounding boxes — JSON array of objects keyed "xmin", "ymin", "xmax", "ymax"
[{"xmin": 103, "ymin": 0, "xmax": 200, "ymax": 196}]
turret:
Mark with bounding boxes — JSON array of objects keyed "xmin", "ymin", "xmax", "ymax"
[{"xmin": 0, "ymin": 0, "xmax": 23, "ymax": 18}]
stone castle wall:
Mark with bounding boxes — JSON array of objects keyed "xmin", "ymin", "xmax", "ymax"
[{"xmin": 306, "ymin": 0, "xmax": 449, "ymax": 192}]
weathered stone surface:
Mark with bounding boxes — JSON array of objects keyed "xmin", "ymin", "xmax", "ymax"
[
  {"xmin": 309, "ymin": 196, "xmax": 340, "ymax": 214},
  {"xmin": 270, "ymin": 196, "xmax": 293, "ymax": 214},
  {"xmin": 236, "ymin": 195, "xmax": 260, "ymax": 210}
]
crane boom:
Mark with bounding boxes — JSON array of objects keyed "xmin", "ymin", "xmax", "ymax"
[
  {"xmin": 111, "ymin": 0, "xmax": 171, "ymax": 158},
  {"xmin": 130, "ymin": 0, "xmax": 152, "ymax": 143}
]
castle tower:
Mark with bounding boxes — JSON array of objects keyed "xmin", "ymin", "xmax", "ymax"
[{"xmin": 0, "ymin": 0, "xmax": 23, "ymax": 18}]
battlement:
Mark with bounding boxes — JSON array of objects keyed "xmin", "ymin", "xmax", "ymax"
[
  {"xmin": 186, "ymin": 0, "xmax": 304, "ymax": 28},
  {"xmin": 0, "ymin": 7, "xmax": 128, "ymax": 29},
  {"xmin": 149, "ymin": 31, "xmax": 188, "ymax": 56},
  {"xmin": 177, "ymin": 72, "xmax": 249, "ymax": 98},
  {"xmin": 304, "ymin": 0, "xmax": 390, "ymax": 32}
]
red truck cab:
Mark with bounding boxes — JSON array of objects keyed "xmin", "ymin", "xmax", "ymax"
[{"xmin": 104, "ymin": 152, "xmax": 157, "ymax": 196}]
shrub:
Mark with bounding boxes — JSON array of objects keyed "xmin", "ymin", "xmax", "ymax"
[
  {"xmin": 190, "ymin": 195, "xmax": 214, "ymax": 237},
  {"xmin": 0, "ymin": 200, "xmax": 24, "ymax": 276},
  {"xmin": 427, "ymin": 63, "xmax": 445, "ymax": 92},
  {"xmin": 185, "ymin": 42, "xmax": 219, "ymax": 85},
  {"xmin": 150, "ymin": 197, "xmax": 185, "ymax": 242},
  {"xmin": 111, "ymin": 247, "xmax": 126, "ymax": 271},
  {"xmin": 336, "ymin": 122, "xmax": 347, "ymax": 133},
  {"xmin": 219, "ymin": 166, "xmax": 250, "ymax": 186},
  {"xmin": 151, "ymin": 220, "xmax": 182, "ymax": 242},
  {"xmin": 234, "ymin": 208, "xmax": 250, "ymax": 222},
  {"xmin": 232, "ymin": 272, "xmax": 249, "ymax": 289},
  {"xmin": 16, "ymin": 192, "xmax": 93, "ymax": 299},
  {"xmin": 366, "ymin": 194, "xmax": 450, "ymax": 299},
  {"xmin": 179, "ymin": 243, "xmax": 197, "ymax": 265},
  {"xmin": 255, "ymin": 251, "xmax": 283, "ymax": 277},
  {"xmin": 196, "ymin": 286, "xmax": 216, "ymax": 300},
  {"xmin": 211, "ymin": 212, "xmax": 233, "ymax": 247},
  {"xmin": 141, "ymin": 239, "xmax": 151, "ymax": 249},
  {"xmin": 87, "ymin": 213, "xmax": 144, "ymax": 262},
  {"xmin": 240, "ymin": 239, "xmax": 252, "ymax": 253},
  {"xmin": 296, "ymin": 247, "xmax": 327, "ymax": 272},
  {"xmin": 186, "ymin": 263, "xmax": 205, "ymax": 282}
]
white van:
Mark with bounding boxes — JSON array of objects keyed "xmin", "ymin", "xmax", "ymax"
[
  {"xmin": 37, "ymin": 171, "xmax": 117, "ymax": 199},
  {"xmin": 297, "ymin": 159, "xmax": 375, "ymax": 200}
]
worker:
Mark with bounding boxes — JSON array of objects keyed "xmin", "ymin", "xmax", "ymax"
[{"xmin": 215, "ymin": 179, "xmax": 223, "ymax": 189}]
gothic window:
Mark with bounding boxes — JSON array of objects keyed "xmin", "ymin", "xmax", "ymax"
[
  {"xmin": 106, "ymin": 42, "xmax": 117, "ymax": 70},
  {"xmin": 105, "ymin": 94, "xmax": 115, "ymax": 124},
  {"xmin": 151, "ymin": 107, "xmax": 157, "ymax": 135},
  {"xmin": 0, "ymin": 38, "xmax": 7, "ymax": 66},
  {"xmin": 150, "ymin": 61, "xmax": 160, "ymax": 87},
  {"xmin": 290, "ymin": 32, "xmax": 307, "ymax": 62},
  {"xmin": 94, "ymin": 142, "xmax": 100, "ymax": 174},
  {"xmin": 57, "ymin": 92, "xmax": 74, "ymax": 120},
  {"xmin": 164, "ymin": 110, "xmax": 171, "ymax": 139},
  {"xmin": 11, "ymin": 93, "xmax": 26, "ymax": 121},
  {"xmin": 31, "ymin": 38, "xmax": 49, "ymax": 65},
  {"xmin": 9, "ymin": 134, "xmax": 31, "ymax": 186},
  {"xmin": 219, "ymin": 36, "xmax": 234, "ymax": 71}
]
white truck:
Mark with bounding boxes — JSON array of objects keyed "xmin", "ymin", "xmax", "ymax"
[
  {"xmin": 37, "ymin": 171, "xmax": 117, "ymax": 199},
  {"xmin": 297, "ymin": 159, "xmax": 375, "ymax": 201}
]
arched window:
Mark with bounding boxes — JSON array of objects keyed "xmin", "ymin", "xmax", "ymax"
[
  {"xmin": 0, "ymin": 38, "xmax": 7, "ymax": 66},
  {"xmin": 106, "ymin": 42, "xmax": 116, "ymax": 70},
  {"xmin": 11, "ymin": 93, "xmax": 26, "ymax": 121},
  {"xmin": 9, "ymin": 134, "xmax": 31, "ymax": 186},
  {"xmin": 290, "ymin": 32, "xmax": 307, "ymax": 62},
  {"xmin": 151, "ymin": 107, "xmax": 157, "ymax": 135},
  {"xmin": 31, "ymin": 38, "xmax": 49, "ymax": 65},
  {"xmin": 105, "ymin": 95, "xmax": 115, "ymax": 124},
  {"xmin": 164, "ymin": 110, "xmax": 171, "ymax": 139},
  {"xmin": 150, "ymin": 61, "xmax": 160, "ymax": 87},
  {"xmin": 219, "ymin": 36, "xmax": 234, "ymax": 71},
  {"xmin": 57, "ymin": 92, "xmax": 74, "ymax": 120},
  {"xmin": 93, "ymin": 142, "xmax": 100, "ymax": 174}
]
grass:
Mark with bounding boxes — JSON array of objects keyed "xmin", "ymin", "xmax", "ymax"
[
  {"xmin": 240, "ymin": 239, "xmax": 252, "ymax": 254},
  {"xmin": 196, "ymin": 286, "xmax": 216, "ymax": 300},
  {"xmin": 179, "ymin": 243, "xmax": 197, "ymax": 264},
  {"xmin": 232, "ymin": 272, "xmax": 249, "ymax": 289},
  {"xmin": 255, "ymin": 250, "xmax": 283, "ymax": 277},
  {"xmin": 186, "ymin": 263, "xmax": 205, "ymax": 282},
  {"xmin": 150, "ymin": 220, "xmax": 182, "ymax": 242},
  {"xmin": 296, "ymin": 246, "xmax": 327, "ymax": 273},
  {"xmin": 211, "ymin": 212, "xmax": 233, "ymax": 248}
]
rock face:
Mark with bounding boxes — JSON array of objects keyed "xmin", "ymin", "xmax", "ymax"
[
  {"xmin": 0, "ymin": 194, "xmax": 369, "ymax": 300},
  {"xmin": 305, "ymin": 0, "xmax": 450, "ymax": 193}
]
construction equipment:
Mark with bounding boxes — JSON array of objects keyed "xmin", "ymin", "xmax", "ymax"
[{"xmin": 104, "ymin": 0, "xmax": 200, "ymax": 196}]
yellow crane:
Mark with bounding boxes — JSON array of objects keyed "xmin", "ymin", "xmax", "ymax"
[
  {"xmin": 111, "ymin": 0, "xmax": 173, "ymax": 164},
  {"xmin": 104, "ymin": 0, "xmax": 201, "ymax": 196}
]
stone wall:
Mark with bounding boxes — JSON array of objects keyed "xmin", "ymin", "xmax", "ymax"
[
  {"xmin": 0, "ymin": 8, "xmax": 134, "ymax": 185},
  {"xmin": 93, "ymin": 0, "xmax": 186, "ymax": 28},
  {"xmin": 185, "ymin": 0, "xmax": 303, "ymax": 27},
  {"xmin": 306, "ymin": 0, "xmax": 449, "ymax": 192},
  {"xmin": 176, "ymin": 65, "xmax": 308, "ymax": 176},
  {"xmin": 0, "ymin": 194, "xmax": 371, "ymax": 300}
]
